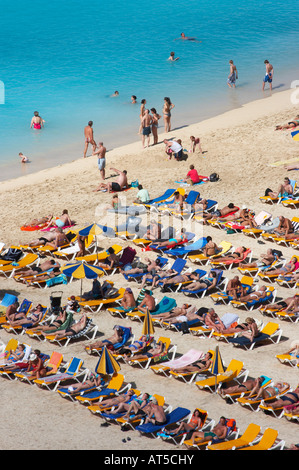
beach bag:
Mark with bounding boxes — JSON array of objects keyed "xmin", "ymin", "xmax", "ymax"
[
  {"xmin": 209, "ymin": 173, "xmax": 219, "ymax": 182},
  {"xmin": 0, "ymin": 248, "xmax": 23, "ymax": 262},
  {"xmin": 130, "ymin": 180, "xmax": 139, "ymax": 188}
]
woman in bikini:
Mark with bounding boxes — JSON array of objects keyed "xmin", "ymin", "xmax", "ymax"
[
  {"xmin": 165, "ymin": 409, "xmax": 206, "ymax": 436},
  {"xmin": 264, "ymin": 385, "xmax": 299, "ymax": 409},
  {"xmin": 171, "ymin": 352, "xmax": 213, "ymax": 374},
  {"xmin": 150, "ymin": 108, "xmax": 161, "ymax": 145},
  {"xmin": 248, "ymin": 381, "xmax": 289, "ymax": 401},
  {"xmin": 162, "ymin": 97, "xmax": 175, "ymax": 132}
]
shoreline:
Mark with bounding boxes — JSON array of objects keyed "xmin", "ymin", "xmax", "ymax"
[
  {"xmin": 1, "ymin": 86, "xmax": 299, "ymax": 450},
  {"xmin": 0, "ymin": 86, "xmax": 297, "ymax": 187}
]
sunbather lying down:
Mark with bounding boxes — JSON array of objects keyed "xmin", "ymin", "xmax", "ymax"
[
  {"xmin": 247, "ymin": 381, "xmax": 290, "ymax": 402},
  {"xmin": 98, "ymin": 389, "xmax": 137, "ymax": 409},
  {"xmin": 171, "ymin": 352, "xmax": 213, "ymax": 374},
  {"xmin": 66, "ymin": 373, "xmax": 103, "ymax": 394},
  {"xmin": 23, "ymin": 214, "xmax": 53, "ymax": 228},
  {"xmin": 52, "ymin": 313, "xmax": 88, "ymax": 340},
  {"xmin": 117, "ymin": 335, "xmax": 150, "ymax": 356},
  {"xmin": 85, "ymin": 325, "xmax": 124, "ymax": 351},
  {"xmin": 124, "ymin": 341, "xmax": 165, "ymax": 361},
  {"xmin": 275, "ymin": 116, "xmax": 299, "ymax": 130},
  {"xmin": 16, "ymin": 259, "xmax": 60, "ymax": 277},
  {"xmin": 219, "ymin": 376, "xmax": 265, "ymax": 396}
]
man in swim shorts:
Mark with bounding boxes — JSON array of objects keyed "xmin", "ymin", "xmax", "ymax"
[
  {"xmin": 227, "ymin": 60, "xmax": 238, "ymax": 88},
  {"xmin": 141, "ymin": 109, "xmax": 152, "ymax": 148},
  {"xmin": 83, "ymin": 121, "xmax": 97, "ymax": 158},
  {"xmin": 93, "ymin": 142, "xmax": 106, "ymax": 180},
  {"xmin": 262, "ymin": 60, "xmax": 274, "ymax": 91},
  {"xmin": 93, "ymin": 167, "xmax": 128, "ymax": 193}
]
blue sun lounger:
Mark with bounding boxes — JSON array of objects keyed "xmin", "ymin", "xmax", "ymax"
[
  {"xmin": 135, "ymin": 407, "xmax": 190, "ymax": 437},
  {"xmin": 165, "ymin": 237, "xmax": 208, "ymax": 258}
]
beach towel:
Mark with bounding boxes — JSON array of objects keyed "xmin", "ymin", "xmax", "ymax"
[
  {"xmin": 151, "ymin": 296, "xmax": 177, "ymax": 315},
  {"xmin": 158, "ymin": 349, "xmax": 204, "ymax": 369}
]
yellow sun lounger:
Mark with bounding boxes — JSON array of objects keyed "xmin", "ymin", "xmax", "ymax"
[
  {"xmin": 207, "ymin": 423, "xmax": 261, "ymax": 450},
  {"xmin": 195, "ymin": 359, "xmax": 247, "ymax": 393},
  {"xmin": 238, "ymin": 428, "xmax": 284, "ymax": 450}
]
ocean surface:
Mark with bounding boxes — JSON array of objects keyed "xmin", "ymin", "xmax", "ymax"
[{"xmin": 0, "ymin": 0, "xmax": 299, "ymax": 181}]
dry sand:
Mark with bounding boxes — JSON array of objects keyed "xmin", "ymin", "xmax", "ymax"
[{"xmin": 0, "ymin": 88, "xmax": 299, "ymax": 451}]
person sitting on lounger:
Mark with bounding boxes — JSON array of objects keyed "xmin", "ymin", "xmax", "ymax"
[
  {"xmin": 239, "ymin": 248, "xmax": 275, "ymax": 269},
  {"xmin": 192, "ymin": 198, "xmax": 208, "ymax": 213},
  {"xmin": 265, "ymin": 177, "xmax": 293, "ymax": 199},
  {"xmin": 120, "ymin": 287, "xmax": 136, "ymax": 310},
  {"xmin": 96, "ymin": 247, "xmax": 120, "ymax": 270},
  {"xmin": 44, "ymin": 227, "xmax": 70, "ymax": 249},
  {"xmin": 202, "ymin": 203, "xmax": 238, "ymax": 224},
  {"xmin": 248, "ymin": 381, "xmax": 290, "ymax": 401},
  {"xmin": 202, "ymin": 237, "xmax": 220, "ymax": 257},
  {"xmin": 275, "ymin": 116, "xmax": 299, "ymax": 130},
  {"xmin": 32, "ymin": 308, "xmax": 69, "ymax": 333},
  {"xmin": 26, "ymin": 350, "xmax": 48, "ymax": 379},
  {"xmin": 165, "ymin": 409, "xmax": 205, "ymax": 437},
  {"xmin": 191, "ymin": 416, "xmax": 228, "ymax": 445},
  {"xmin": 5, "ymin": 301, "xmax": 21, "ymax": 322},
  {"xmin": 273, "ymin": 215, "xmax": 294, "ymax": 237},
  {"xmin": 171, "ymin": 352, "xmax": 213, "ymax": 374},
  {"xmin": 85, "ymin": 325, "xmax": 124, "ymax": 351},
  {"xmin": 82, "ymin": 278, "xmax": 104, "ymax": 300},
  {"xmin": 145, "ymin": 220, "xmax": 162, "ymax": 240},
  {"xmin": 16, "ymin": 259, "xmax": 60, "ymax": 277},
  {"xmin": 219, "ymin": 376, "xmax": 265, "ymax": 396},
  {"xmin": 263, "ymin": 256, "xmax": 299, "ymax": 277},
  {"xmin": 2, "ymin": 343, "xmax": 27, "ymax": 367},
  {"xmin": 137, "ymin": 290, "xmax": 156, "ymax": 312},
  {"xmin": 236, "ymin": 317, "xmax": 259, "ymax": 342},
  {"xmin": 53, "ymin": 313, "xmax": 88, "ymax": 340},
  {"xmin": 203, "ymin": 309, "xmax": 226, "ymax": 332},
  {"xmin": 143, "ymin": 398, "xmax": 167, "ymax": 426},
  {"xmin": 226, "ymin": 275, "xmax": 246, "ymax": 300},
  {"xmin": 7, "ymin": 304, "xmax": 45, "ymax": 328},
  {"xmin": 184, "ymin": 270, "xmax": 218, "ymax": 292}
]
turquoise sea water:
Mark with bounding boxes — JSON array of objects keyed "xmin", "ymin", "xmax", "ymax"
[{"xmin": 0, "ymin": 0, "xmax": 299, "ymax": 181}]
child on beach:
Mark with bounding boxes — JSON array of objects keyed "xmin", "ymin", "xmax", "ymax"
[
  {"xmin": 189, "ymin": 136, "xmax": 203, "ymax": 154},
  {"xmin": 19, "ymin": 152, "xmax": 29, "ymax": 163}
]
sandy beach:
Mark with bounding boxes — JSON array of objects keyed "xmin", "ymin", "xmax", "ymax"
[{"xmin": 1, "ymin": 88, "xmax": 299, "ymax": 451}]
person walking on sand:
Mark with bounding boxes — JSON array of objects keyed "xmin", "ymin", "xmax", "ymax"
[
  {"xmin": 227, "ymin": 60, "xmax": 238, "ymax": 88},
  {"xmin": 93, "ymin": 142, "xmax": 106, "ymax": 180},
  {"xmin": 141, "ymin": 109, "xmax": 152, "ymax": 148},
  {"xmin": 83, "ymin": 121, "xmax": 97, "ymax": 158},
  {"xmin": 30, "ymin": 111, "xmax": 44, "ymax": 129},
  {"xmin": 262, "ymin": 60, "xmax": 274, "ymax": 91}
]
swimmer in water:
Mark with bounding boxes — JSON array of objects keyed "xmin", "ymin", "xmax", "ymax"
[
  {"xmin": 175, "ymin": 32, "xmax": 199, "ymax": 42},
  {"xmin": 131, "ymin": 95, "xmax": 137, "ymax": 104},
  {"xmin": 168, "ymin": 52, "xmax": 179, "ymax": 61},
  {"xmin": 30, "ymin": 111, "xmax": 45, "ymax": 129},
  {"xmin": 111, "ymin": 91, "xmax": 119, "ymax": 97},
  {"xmin": 19, "ymin": 152, "xmax": 29, "ymax": 163}
]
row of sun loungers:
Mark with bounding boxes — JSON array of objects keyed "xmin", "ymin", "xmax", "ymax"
[{"xmin": 0, "ymin": 337, "xmax": 288, "ymax": 449}]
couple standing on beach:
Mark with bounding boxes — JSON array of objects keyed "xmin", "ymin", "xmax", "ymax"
[
  {"xmin": 139, "ymin": 97, "xmax": 175, "ymax": 148},
  {"xmin": 228, "ymin": 59, "xmax": 274, "ymax": 90}
]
